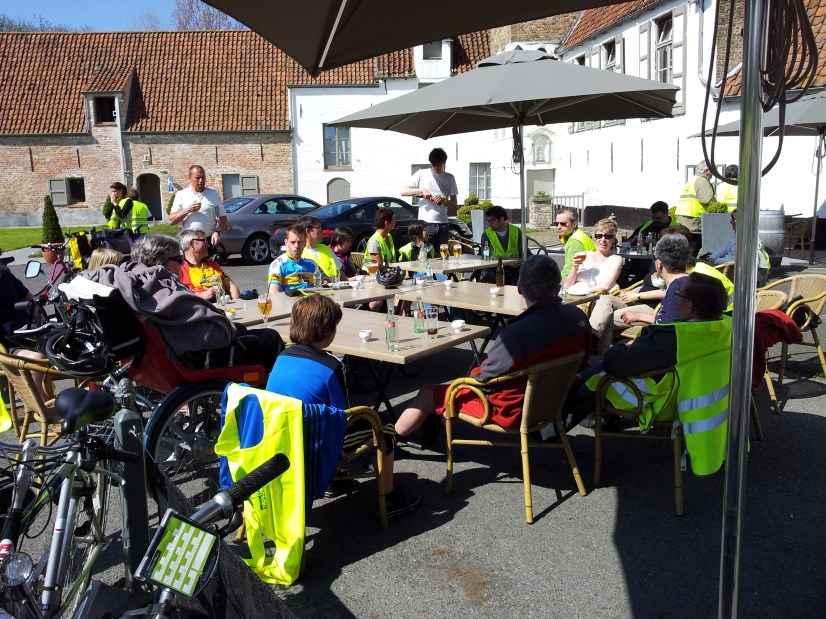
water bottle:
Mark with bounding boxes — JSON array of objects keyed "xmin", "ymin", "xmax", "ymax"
[
  {"xmin": 482, "ymin": 244, "xmax": 490, "ymax": 261},
  {"xmin": 385, "ymin": 306, "xmax": 399, "ymax": 351},
  {"xmin": 313, "ymin": 264, "xmax": 321, "ymax": 289},
  {"xmin": 425, "ymin": 259, "xmax": 434, "ymax": 285},
  {"xmin": 412, "ymin": 295, "xmax": 426, "ymax": 334}
]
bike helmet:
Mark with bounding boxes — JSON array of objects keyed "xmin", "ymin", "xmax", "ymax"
[
  {"xmin": 44, "ymin": 330, "xmax": 114, "ymax": 377},
  {"xmin": 376, "ymin": 266, "xmax": 405, "ymax": 289}
]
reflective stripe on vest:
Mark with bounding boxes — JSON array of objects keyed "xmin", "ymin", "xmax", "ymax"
[
  {"xmin": 677, "ymin": 178, "xmax": 705, "ymax": 218},
  {"xmin": 484, "ymin": 225, "xmax": 519, "ymax": 257},
  {"xmin": 303, "ymin": 243, "xmax": 339, "ymax": 277},
  {"xmin": 584, "ymin": 365, "xmax": 677, "ymax": 432},
  {"xmin": 369, "ymin": 231, "xmax": 396, "ymax": 262}
]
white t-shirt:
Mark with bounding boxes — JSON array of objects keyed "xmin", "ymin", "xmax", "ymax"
[
  {"xmin": 171, "ymin": 186, "xmax": 226, "ymax": 232},
  {"xmin": 408, "ymin": 168, "xmax": 458, "ymax": 224}
]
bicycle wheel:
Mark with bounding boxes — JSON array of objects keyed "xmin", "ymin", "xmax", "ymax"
[
  {"xmin": 55, "ymin": 468, "xmax": 110, "ymax": 618},
  {"xmin": 144, "ymin": 380, "xmax": 230, "ymax": 510}
]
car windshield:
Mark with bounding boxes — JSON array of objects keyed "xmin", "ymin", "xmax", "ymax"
[
  {"xmin": 223, "ymin": 198, "xmax": 253, "ymax": 213},
  {"xmin": 309, "ymin": 201, "xmax": 358, "ymax": 218}
]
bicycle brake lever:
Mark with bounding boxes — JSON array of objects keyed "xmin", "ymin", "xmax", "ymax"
[{"xmin": 216, "ymin": 510, "xmax": 244, "ymax": 537}]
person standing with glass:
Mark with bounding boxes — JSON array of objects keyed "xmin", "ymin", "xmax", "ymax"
[
  {"xmin": 401, "ymin": 148, "xmax": 458, "ymax": 250},
  {"xmin": 169, "ymin": 165, "xmax": 228, "ymax": 246}
]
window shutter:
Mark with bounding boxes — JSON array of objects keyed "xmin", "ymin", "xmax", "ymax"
[
  {"xmin": 615, "ymin": 35, "xmax": 624, "ymax": 73},
  {"xmin": 48, "ymin": 178, "xmax": 68, "ymax": 206},
  {"xmin": 672, "ymin": 5, "xmax": 687, "ymax": 114},
  {"xmin": 639, "ymin": 22, "xmax": 651, "ymax": 80},
  {"xmin": 590, "ymin": 46, "xmax": 600, "ymax": 69},
  {"xmin": 240, "ymin": 175, "xmax": 259, "ymax": 196}
]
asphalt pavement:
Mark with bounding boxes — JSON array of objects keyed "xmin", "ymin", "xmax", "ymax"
[{"xmin": 2, "ymin": 241, "xmax": 826, "ymax": 617}]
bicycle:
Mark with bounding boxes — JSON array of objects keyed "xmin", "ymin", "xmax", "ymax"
[{"xmin": 0, "ymin": 388, "xmax": 141, "ymax": 619}]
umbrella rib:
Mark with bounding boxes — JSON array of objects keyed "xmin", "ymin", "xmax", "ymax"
[{"xmin": 318, "ymin": 0, "xmax": 349, "ymax": 72}]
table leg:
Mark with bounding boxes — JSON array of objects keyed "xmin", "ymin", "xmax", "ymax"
[{"xmin": 369, "ymin": 361, "xmax": 397, "ymax": 419}]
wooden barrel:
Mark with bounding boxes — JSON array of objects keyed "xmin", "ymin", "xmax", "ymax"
[{"xmin": 759, "ymin": 210, "xmax": 787, "ymax": 268}]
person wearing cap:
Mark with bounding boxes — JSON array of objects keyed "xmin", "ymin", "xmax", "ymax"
[{"xmin": 169, "ymin": 165, "xmax": 228, "ymax": 246}]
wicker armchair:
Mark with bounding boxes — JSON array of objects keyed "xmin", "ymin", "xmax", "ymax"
[
  {"xmin": 715, "ymin": 261, "xmax": 735, "ymax": 280},
  {"xmin": 755, "ymin": 289, "xmax": 789, "ymax": 415},
  {"xmin": 0, "ymin": 349, "xmax": 72, "ymax": 446},
  {"xmin": 443, "ymin": 352, "xmax": 587, "ymax": 524},
  {"xmin": 786, "ymin": 217, "xmax": 812, "ymax": 254},
  {"xmin": 349, "ymin": 252, "xmax": 365, "ymax": 271},
  {"xmin": 760, "ymin": 274, "xmax": 826, "ymax": 383}
]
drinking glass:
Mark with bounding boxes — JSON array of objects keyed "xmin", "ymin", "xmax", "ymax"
[
  {"xmin": 452, "ymin": 243, "xmax": 462, "ymax": 259},
  {"xmin": 439, "ymin": 244, "xmax": 449, "ymax": 261},
  {"xmin": 425, "ymin": 305, "xmax": 439, "ymax": 339},
  {"xmin": 257, "ymin": 295, "xmax": 272, "ymax": 323}
]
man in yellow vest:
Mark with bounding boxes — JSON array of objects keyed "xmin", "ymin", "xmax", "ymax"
[
  {"xmin": 719, "ymin": 164, "xmax": 739, "ymax": 211},
  {"xmin": 555, "ymin": 206, "xmax": 595, "ymax": 278},
  {"xmin": 297, "ymin": 215, "xmax": 339, "ymax": 280},
  {"xmin": 104, "ymin": 182, "xmax": 133, "ymax": 229},
  {"xmin": 126, "ymin": 188, "xmax": 151, "ymax": 234},
  {"xmin": 481, "ymin": 205, "xmax": 522, "ymax": 259},
  {"xmin": 676, "ymin": 160, "xmax": 715, "ymax": 236},
  {"xmin": 583, "ymin": 273, "xmax": 731, "ymax": 475}
]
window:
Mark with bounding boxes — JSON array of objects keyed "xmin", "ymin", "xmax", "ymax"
[
  {"xmin": 410, "ymin": 163, "xmax": 430, "ymax": 205},
  {"xmin": 94, "ymin": 97, "xmax": 116, "ymax": 124},
  {"xmin": 221, "ymin": 174, "xmax": 259, "ymax": 199},
  {"xmin": 469, "ymin": 163, "xmax": 491, "ymax": 201},
  {"xmin": 48, "ymin": 177, "xmax": 85, "ymax": 206},
  {"xmin": 604, "ymin": 41, "xmax": 617, "ymax": 72},
  {"xmin": 532, "ymin": 135, "xmax": 550, "ymax": 164},
  {"xmin": 655, "ymin": 15, "xmax": 673, "ymax": 85},
  {"xmin": 422, "ymin": 41, "xmax": 442, "ymax": 60},
  {"xmin": 574, "ymin": 56, "xmax": 585, "ymax": 66},
  {"xmin": 327, "ymin": 178, "xmax": 350, "ymax": 202},
  {"xmin": 323, "ymin": 125, "xmax": 351, "ymax": 169}
]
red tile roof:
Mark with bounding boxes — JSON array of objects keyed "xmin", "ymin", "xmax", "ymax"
[
  {"xmin": 453, "ymin": 30, "xmax": 491, "ymax": 73},
  {"xmin": 560, "ymin": 0, "xmax": 659, "ymax": 50},
  {"xmin": 0, "ymin": 31, "xmax": 424, "ymax": 135}
]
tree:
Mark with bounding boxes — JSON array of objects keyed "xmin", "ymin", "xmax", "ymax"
[
  {"xmin": 173, "ymin": 0, "xmax": 245, "ymax": 30},
  {"xmin": 42, "ymin": 195, "xmax": 64, "ymax": 244},
  {"xmin": 129, "ymin": 10, "xmax": 167, "ymax": 31},
  {"xmin": 0, "ymin": 13, "xmax": 90, "ymax": 32}
]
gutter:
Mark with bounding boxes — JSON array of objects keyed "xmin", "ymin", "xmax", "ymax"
[{"xmin": 114, "ymin": 96, "xmax": 126, "ymax": 184}]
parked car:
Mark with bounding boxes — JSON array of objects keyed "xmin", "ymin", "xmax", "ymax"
[
  {"xmin": 218, "ymin": 194, "xmax": 322, "ymax": 264},
  {"xmin": 268, "ymin": 196, "xmax": 472, "ymax": 256}
]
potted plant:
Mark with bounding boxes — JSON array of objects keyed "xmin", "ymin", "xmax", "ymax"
[
  {"xmin": 41, "ymin": 195, "xmax": 63, "ymax": 263},
  {"xmin": 700, "ymin": 200, "xmax": 732, "ymax": 253}
]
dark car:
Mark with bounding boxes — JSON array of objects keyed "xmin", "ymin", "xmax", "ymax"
[
  {"xmin": 219, "ymin": 194, "xmax": 322, "ymax": 264},
  {"xmin": 268, "ymin": 196, "xmax": 472, "ymax": 255}
]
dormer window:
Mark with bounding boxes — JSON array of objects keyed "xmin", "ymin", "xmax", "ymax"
[
  {"xmin": 422, "ymin": 41, "xmax": 442, "ymax": 60},
  {"xmin": 94, "ymin": 97, "xmax": 116, "ymax": 125}
]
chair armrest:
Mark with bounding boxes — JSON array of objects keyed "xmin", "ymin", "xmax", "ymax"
[
  {"xmin": 444, "ymin": 369, "xmax": 529, "ymax": 425},
  {"xmin": 594, "ymin": 369, "xmax": 675, "ymax": 419},
  {"xmin": 757, "ymin": 277, "xmax": 793, "ymax": 292},
  {"xmin": 615, "ymin": 280, "xmax": 643, "ymax": 296},
  {"xmin": 343, "ymin": 406, "xmax": 387, "ymax": 453}
]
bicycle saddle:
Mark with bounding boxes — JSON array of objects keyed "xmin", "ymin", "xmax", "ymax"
[{"xmin": 56, "ymin": 388, "xmax": 115, "ymax": 435}]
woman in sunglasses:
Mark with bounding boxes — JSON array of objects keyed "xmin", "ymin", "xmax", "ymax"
[{"xmin": 563, "ymin": 218, "xmax": 623, "ymax": 294}]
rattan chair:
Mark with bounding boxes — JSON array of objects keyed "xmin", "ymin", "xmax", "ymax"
[
  {"xmin": 760, "ymin": 274, "xmax": 826, "ymax": 383},
  {"xmin": 443, "ymin": 352, "xmax": 587, "ymax": 524},
  {"xmin": 755, "ymin": 289, "xmax": 789, "ymax": 415},
  {"xmin": 335, "ymin": 406, "xmax": 388, "ymax": 529},
  {"xmin": 526, "ymin": 236, "xmax": 549, "ymax": 255},
  {"xmin": 0, "ymin": 349, "xmax": 71, "ymax": 446},
  {"xmin": 349, "ymin": 252, "xmax": 365, "ymax": 271},
  {"xmin": 786, "ymin": 217, "xmax": 812, "ymax": 254},
  {"xmin": 715, "ymin": 261, "xmax": 735, "ymax": 280}
]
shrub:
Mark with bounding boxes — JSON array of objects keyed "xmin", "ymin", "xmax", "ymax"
[
  {"xmin": 102, "ymin": 194, "xmax": 111, "ymax": 215},
  {"xmin": 464, "ymin": 194, "xmax": 479, "ymax": 206},
  {"xmin": 669, "ymin": 206, "xmax": 677, "ymax": 218},
  {"xmin": 456, "ymin": 200, "xmax": 491, "ymax": 227},
  {"xmin": 705, "ymin": 200, "xmax": 729, "ymax": 214},
  {"xmin": 167, "ymin": 192, "xmax": 176, "ymax": 215},
  {"xmin": 41, "ymin": 195, "xmax": 64, "ymax": 244}
]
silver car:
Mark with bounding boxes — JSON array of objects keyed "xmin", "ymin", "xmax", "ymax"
[{"xmin": 218, "ymin": 194, "xmax": 321, "ymax": 264}]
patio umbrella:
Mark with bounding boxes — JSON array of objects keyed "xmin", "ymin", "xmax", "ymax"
[
  {"xmin": 202, "ymin": 0, "xmax": 631, "ymax": 76},
  {"xmin": 330, "ymin": 50, "xmax": 678, "ymax": 255},
  {"xmin": 702, "ymin": 90, "xmax": 826, "ymax": 263}
]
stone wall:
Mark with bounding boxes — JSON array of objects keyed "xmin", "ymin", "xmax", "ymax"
[
  {"xmin": 0, "ymin": 128, "xmax": 292, "ymax": 226},
  {"xmin": 488, "ymin": 15, "xmax": 579, "ymax": 54}
]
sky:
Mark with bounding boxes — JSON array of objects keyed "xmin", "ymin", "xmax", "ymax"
[{"xmin": 0, "ymin": 0, "xmax": 178, "ymax": 31}]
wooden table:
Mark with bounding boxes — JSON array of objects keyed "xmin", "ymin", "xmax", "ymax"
[
  {"xmin": 391, "ymin": 255, "xmax": 520, "ymax": 278},
  {"xmin": 307, "ymin": 280, "xmax": 419, "ymax": 308},
  {"xmin": 395, "ymin": 280, "xmax": 598, "ymax": 355},
  {"xmin": 260, "ymin": 307, "xmax": 490, "ymax": 414},
  {"xmin": 225, "ymin": 296, "xmax": 295, "ymax": 326}
]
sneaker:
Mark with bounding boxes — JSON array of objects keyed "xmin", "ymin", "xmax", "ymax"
[
  {"xmin": 377, "ymin": 487, "xmax": 422, "ymax": 519},
  {"xmin": 420, "ymin": 414, "xmax": 443, "ymax": 449},
  {"xmin": 324, "ymin": 477, "xmax": 348, "ymax": 498}
]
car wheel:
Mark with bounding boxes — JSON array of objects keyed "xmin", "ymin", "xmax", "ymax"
[
  {"xmin": 242, "ymin": 234, "xmax": 272, "ymax": 265},
  {"xmin": 354, "ymin": 233, "xmax": 371, "ymax": 253}
]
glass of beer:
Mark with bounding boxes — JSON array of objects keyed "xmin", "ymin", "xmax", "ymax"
[
  {"xmin": 439, "ymin": 244, "xmax": 449, "ymax": 261},
  {"xmin": 257, "ymin": 295, "xmax": 272, "ymax": 323},
  {"xmin": 452, "ymin": 242, "xmax": 462, "ymax": 258}
]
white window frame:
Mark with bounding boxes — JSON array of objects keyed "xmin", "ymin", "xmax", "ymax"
[
  {"xmin": 469, "ymin": 163, "xmax": 491, "ymax": 201},
  {"xmin": 323, "ymin": 125, "xmax": 351, "ymax": 169},
  {"xmin": 655, "ymin": 15, "xmax": 673, "ymax": 86},
  {"xmin": 422, "ymin": 41, "xmax": 442, "ymax": 60}
]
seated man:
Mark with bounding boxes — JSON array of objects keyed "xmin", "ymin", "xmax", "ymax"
[
  {"xmin": 555, "ymin": 206, "xmax": 595, "ymax": 279},
  {"xmin": 397, "ymin": 220, "xmax": 433, "ymax": 262},
  {"xmin": 268, "ymin": 225, "xmax": 317, "ymax": 295},
  {"xmin": 179, "ymin": 229, "xmax": 241, "ymax": 300},
  {"xmin": 84, "ymin": 234, "xmax": 283, "ymax": 371},
  {"xmin": 266, "ymin": 294, "xmax": 420, "ymax": 518},
  {"xmin": 705, "ymin": 210, "xmax": 769, "ymax": 284},
  {"xmin": 366, "ymin": 206, "xmax": 396, "ymax": 265},
  {"xmin": 394, "ymin": 255, "xmax": 591, "ymax": 440},
  {"xmin": 476, "ymin": 205, "xmax": 522, "ymax": 285},
  {"xmin": 297, "ymin": 215, "xmax": 339, "ymax": 280},
  {"xmin": 623, "ymin": 200, "xmax": 679, "ymax": 284},
  {"xmin": 582, "ymin": 274, "xmax": 732, "ymax": 475}
]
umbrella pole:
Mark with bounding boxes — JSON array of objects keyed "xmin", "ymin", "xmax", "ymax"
[
  {"xmin": 518, "ymin": 121, "xmax": 528, "ymax": 258},
  {"xmin": 808, "ymin": 131, "xmax": 823, "ymax": 265},
  {"xmin": 719, "ymin": 0, "xmax": 763, "ymax": 615}
]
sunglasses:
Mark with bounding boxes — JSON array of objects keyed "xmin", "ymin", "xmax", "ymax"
[
  {"xmin": 594, "ymin": 233, "xmax": 615, "ymax": 240},
  {"xmin": 167, "ymin": 255, "xmax": 184, "ymax": 264},
  {"xmin": 554, "ymin": 221, "xmax": 570, "ymax": 226}
]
